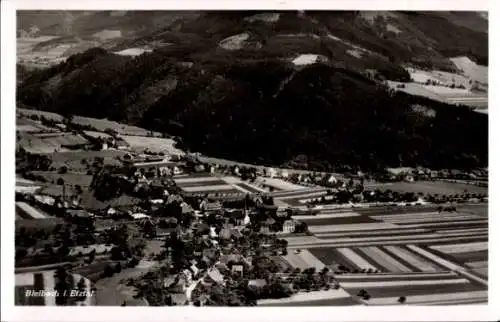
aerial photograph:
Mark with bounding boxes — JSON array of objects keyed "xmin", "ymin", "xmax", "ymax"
[{"xmin": 14, "ymin": 10, "xmax": 488, "ymax": 306}]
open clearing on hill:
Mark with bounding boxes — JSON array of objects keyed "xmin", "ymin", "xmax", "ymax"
[{"xmin": 450, "ymin": 56, "xmax": 488, "ymax": 85}]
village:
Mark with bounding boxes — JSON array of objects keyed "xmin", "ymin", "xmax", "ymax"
[{"xmin": 14, "ymin": 108, "xmax": 488, "ymax": 306}]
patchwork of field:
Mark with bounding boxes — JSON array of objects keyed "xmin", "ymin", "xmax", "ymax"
[
  {"xmin": 17, "ymin": 118, "xmax": 57, "ymax": 133},
  {"xmin": 17, "ymin": 108, "xmax": 163, "ymax": 137},
  {"xmin": 174, "ymin": 174, "xmax": 243, "ymax": 195},
  {"xmin": 281, "ymin": 204, "xmax": 488, "ymax": 305},
  {"xmin": 17, "ymin": 132, "xmax": 90, "ymax": 154},
  {"xmin": 338, "ymin": 272, "xmax": 486, "ymax": 306},
  {"xmin": 267, "ymin": 187, "xmax": 330, "ymax": 206},
  {"xmin": 287, "ymin": 208, "xmax": 487, "ymax": 248},
  {"xmin": 388, "ymin": 81, "xmax": 487, "ymax": 109}
]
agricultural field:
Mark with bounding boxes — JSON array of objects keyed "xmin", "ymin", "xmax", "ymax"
[
  {"xmin": 450, "ymin": 56, "xmax": 488, "ymax": 85},
  {"xmin": 16, "ymin": 202, "xmax": 52, "ymax": 220},
  {"xmin": 72, "ymin": 116, "xmax": 161, "ymax": 137},
  {"xmin": 17, "ymin": 108, "xmax": 163, "ymax": 137},
  {"xmin": 31, "ymin": 171, "xmax": 93, "ymax": 187},
  {"xmin": 17, "ymin": 132, "xmax": 90, "ymax": 154},
  {"xmin": 258, "ymin": 289, "xmax": 359, "ymax": 306},
  {"xmin": 387, "ymin": 81, "xmax": 487, "ymax": 109},
  {"xmin": 17, "ymin": 118, "xmax": 57, "ymax": 133},
  {"xmin": 281, "ymin": 203, "xmax": 488, "ymax": 305},
  {"xmin": 219, "ymin": 176, "xmax": 267, "ymax": 194},
  {"xmin": 174, "ymin": 175, "xmax": 241, "ymax": 195},
  {"xmin": 17, "ymin": 108, "xmax": 64, "ymax": 122},
  {"xmin": 48, "ymin": 150, "xmax": 128, "ymax": 171},
  {"xmin": 267, "ymin": 187, "xmax": 330, "ymax": 207},
  {"xmin": 366, "ymin": 181, "xmax": 488, "ymax": 195},
  {"xmin": 120, "ymin": 135, "xmax": 184, "ymax": 155},
  {"xmin": 16, "ymin": 177, "xmax": 42, "ymax": 194},
  {"xmin": 389, "ymin": 59, "xmax": 488, "ymax": 112},
  {"xmin": 256, "ymin": 177, "xmax": 307, "ymax": 191}
]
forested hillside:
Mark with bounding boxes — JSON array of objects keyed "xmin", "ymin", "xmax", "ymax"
[
  {"xmin": 18, "ymin": 47, "xmax": 488, "ymax": 172},
  {"xmin": 17, "ymin": 11, "xmax": 488, "ymax": 172}
]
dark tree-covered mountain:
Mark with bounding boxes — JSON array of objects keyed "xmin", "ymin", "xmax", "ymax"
[{"xmin": 17, "ymin": 11, "xmax": 488, "ymax": 172}]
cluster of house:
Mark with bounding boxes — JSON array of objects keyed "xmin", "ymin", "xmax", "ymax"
[{"xmin": 382, "ymin": 167, "xmax": 488, "ymax": 182}]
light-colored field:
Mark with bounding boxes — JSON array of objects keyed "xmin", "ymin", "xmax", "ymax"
[
  {"xmin": 407, "ymin": 245, "xmax": 462, "ymax": 271},
  {"xmin": 340, "ymin": 277, "xmax": 469, "ymax": 288},
  {"xmin": 120, "ymin": 135, "xmax": 184, "ymax": 154},
  {"xmin": 292, "ymin": 54, "xmax": 322, "ymax": 66},
  {"xmin": 407, "ymin": 68, "xmax": 470, "ymax": 87},
  {"xmin": 314, "ymin": 228, "xmax": 429, "ymax": 238},
  {"xmin": 335, "ymin": 272, "xmax": 455, "ymax": 280},
  {"xmin": 283, "ymin": 191, "xmax": 328, "ymax": 201},
  {"xmin": 361, "ymin": 290, "xmax": 487, "ymax": 305},
  {"xmin": 83, "ymin": 131, "xmax": 114, "ymax": 139},
  {"xmin": 337, "ymin": 248, "xmax": 377, "ymax": 271},
  {"xmin": 174, "ymin": 176, "xmax": 217, "ymax": 184},
  {"xmin": 402, "ymin": 219, "xmax": 487, "ymax": 229},
  {"xmin": 429, "ymin": 241, "xmax": 487, "ymax": 254},
  {"xmin": 115, "ymin": 48, "xmax": 153, "ymax": 56},
  {"xmin": 219, "ymin": 33, "xmax": 250, "ymax": 50},
  {"xmin": 257, "ymin": 177, "xmax": 307, "ymax": 191},
  {"xmin": 18, "ymin": 132, "xmax": 90, "ymax": 154},
  {"xmin": 309, "ymin": 222, "xmax": 399, "ymax": 234},
  {"xmin": 257, "ymin": 289, "xmax": 352, "ymax": 305},
  {"xmin": 16, "ymin": 202, "xmax": 49, "ymax": 219},
  {"xmin": 282, "ymin": 250, "xmax": 325, "ymax": 271},
  {"xmin": 384, "ymin": 246, "xmax": 441, "ymax": 272},
  {"xmin": 359, "ymin": 247, "xmax": 412, "ymax": 272},
  {"xmin": 288, "ymin": 232, "xmax": 487, "ymax": 248},
  {"xmin": 220, "ymin": 176, "xmax": 268, "ymax": 194},
  {"xmin": 284, "ymin": 236, "xmax": 319, "ymax": 246},
  {"xmin": 465, "ymin": 261, "xmax": 488, "ymax": 268},
  {"xmin": 181, "ymin": 185, "xmax": 236, "ymax": 192},
  {"xmin": 388, "ymin": 81, "xmax": 487, "ymax": 108},
  {"xmin": 294, "ymin": 212, "xmax": 361, "ymax": 220},
  {"xmin": 72, "ymin": 116, "xmax": 161, "ymax": 137},
  {"xmin": 17, "ymin": 108, "xmax": 64, "ymax": 122},
  {"xmin": 450, "ymin": 56, "xmax": 488, "ymax": 85},
  {"xmin": 375, "ymin": 214, "xmax": 482, "ymax": 225}
]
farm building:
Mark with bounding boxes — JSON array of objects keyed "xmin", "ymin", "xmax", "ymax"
[
  {"xmin": 283, "ymin": 219, "xmax": 298, "ymax": 233},
  {"xmin": 386, "ymin": 167, "xmax": 415, "ymax": 182}
]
